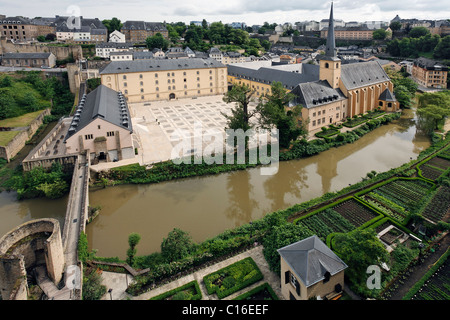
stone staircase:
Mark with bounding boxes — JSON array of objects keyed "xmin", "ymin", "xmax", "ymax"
[{"xmin": 34, "ymin": 266, "xmax": 71, "ymax": 300}]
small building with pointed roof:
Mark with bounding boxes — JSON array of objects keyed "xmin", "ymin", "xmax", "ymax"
[{"xmin": 277, "ymin": 235, "xmax": 348, "ymax": 300}]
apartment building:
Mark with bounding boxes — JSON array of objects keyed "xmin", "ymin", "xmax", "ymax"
[
  {"xmin": 412, "ymin": 57, "xmax": 448, "ymax": 88},
  {"xmin": 0, "ymin": 16, "xmax": 38, "ymax": 41},
  {"xmin": 120, "ymin": 21, "xmax": 168, "ymax": 43}
]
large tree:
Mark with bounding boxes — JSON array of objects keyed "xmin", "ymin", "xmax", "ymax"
[
  {"xmin": 160, "ymin": 228, "xmax": 196, "ymax": 261},
  {"xmin": 333, "ymin": 229, "xmax": 389, "ymax": 288},
  {"xmin": 372, "ymin": 28, "xmax": 387, "ymax": 40},
  {"xmin": 102, "ymin": 17, "xmax": 123, "ymax": 35},
  {"xmin": 417, "ymin": 91, "xmax": 450, "ymax": 132},
  {"xmin": 145, "ymin": 33, "xmax": 169, "ymax": 51},
  {"xmin": 256, "ymin": 82, "xmax": 306, "ymax": 149},
  {"xmin": 222, "ymin": 83, "xmax": 256, "ymax": 132}
]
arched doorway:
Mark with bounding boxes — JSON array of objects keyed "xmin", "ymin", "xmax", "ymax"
[{"xmin": 169, "ymin": 93, "xmax": 176, "ymax": 100}]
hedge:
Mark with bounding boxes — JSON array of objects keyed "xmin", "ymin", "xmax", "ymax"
[
  {"xmin": 203, "ymin": 257, "xmax": 263, "ymax": 299},
  {"xmin": 149, "ymin": 280, "xmax": 202, "ymax": 300},
  {"xmin": 232, "ymin": 282, "xmax": 279, "ymax": 300}
]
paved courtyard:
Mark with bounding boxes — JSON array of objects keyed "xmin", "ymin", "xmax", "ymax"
[{"xmin": 128, "ymin": 95, "xmax": 257, "ymax": 165}]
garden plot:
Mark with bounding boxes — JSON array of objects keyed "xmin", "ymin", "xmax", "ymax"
[
  {"xmin": 369, "ymin": 179, "xmax": 433, "ymax": 212},
  {"xmin": 332, "ymin": 199, "xmax": 380, "ymax": 228},
  {"xmin": 411, "ymin": 257, "xmax": 450, "ymax": 300},
  {"xmin": 421, "ymin": 186, "xmax": 450, "ymax": 224},
  {"xmin": 419, "ymin": 164, "xmax": 444, "ymax": 180}
]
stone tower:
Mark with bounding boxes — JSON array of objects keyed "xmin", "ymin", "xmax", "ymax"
[{"xmin": 319, "ymin": 2, "xmax": 341, "ymax": 89}]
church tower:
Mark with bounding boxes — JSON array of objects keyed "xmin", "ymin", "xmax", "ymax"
[{"xmin": 319, "ymin": 2, "xmax": 341, "ymax": 89}]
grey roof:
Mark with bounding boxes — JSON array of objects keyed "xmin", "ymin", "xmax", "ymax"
[
  {"xmin": 100, "ymin": 58, "xmax": 225, "ymax": 75},
  {"xmin": 3, "ymin": 52, "xmax": 53, "ymax": 59},
  {"xmin": 414, "ymin": 57, "xmax": 448, "ymax": 70},
  {"xmin": 121, "ymin": 21, "xmax": 167, "ymax": 32},
  {"xmin": 291, "ymin": 80, "xmax": 346, "ymax": 109},
  {"xmin": 340, "ymin": 60, "xmax": 390, "ymax": 90},
  {"xmin": 277, "ymin": 235, "xmax": 348, "ymax": 288},
  {"xmin": 65, "ymin": 85, "xmax": 132, "ymax": 141},
  {"xmin": 324, "ymin": 3, "xmax": 338, "ymax": 61},
  {"xmin": 91, "ymin": 28, "xmax": 107, "ymax": 35},
  {"xmin": 379, "ymin": 88, "xmax": 396, "ymax": 102},
  {"xmin": 227, "ymin": 64, "xmax": 319, "ymax": 90},
  {"xmin": 1, "ymin": 16, "xmax": 31, "ymax": 24},
  {"xmin": 132, "ymin": 51, "xmax": 154, "ymax": 59}
]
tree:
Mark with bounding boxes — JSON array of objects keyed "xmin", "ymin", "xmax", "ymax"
[
  {"xmin": 433, "ymin": 35, "xmax": 450, "ymax": 60},
  {"xmin": 222, "ymin": 83, "xmax": 256, "ymax": 132},
  {"xmin": 161, "ymin": 228, "xmax": 195, "ymax": 261},
  {"xmin": 372, "ymin": 29, "xmax": 387, "ymax": 40},
  {"xmin": 145, "ymin": 33, "xmax": 169, "ymax": 51},
  {"xmin": 102, "ymin": 17, "xmax": 123, "ymax": 35},
  {"xmin": 333, "ymin": 229, "xmax": 389, "ymax": 288},
  {"xmin": 417, "ymin": 91, "xmax": 450, "ymax": 132},
  {"xmin": 126, "ymin": 232, "xmax": 141, "ymax": 266},
  {"xmin": 45, "ymin": 33, "xmax": 56, "ymax": 41},
  {"xmin": 389, "ymin": 21, "xmax": 402, "ymax": 31},
  {"xmin": 409, "ymin": 26, "xmax": 430, "ymax": 38},
  {"xmin": 0, "ymin": 75, "xmax": 12, "ymax": 88},
  {"xmin": 166, "ymin": 24, "xmax": 180, "ymax": 44},
  {"xmin": 262, "ymin": 222, "xmax": 313, "ymax": 274},
  {"xmin": 256, "ymin": 82, "xmax": 306, "ymax": 148},
  {"xmin": 82, "ymin": 269, "xmax": 107, "ymax": 300}
]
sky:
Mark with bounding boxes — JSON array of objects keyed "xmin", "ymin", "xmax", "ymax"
[{"xmin": 1, "ymin": 0, "xmax": 449, "ymax": 26}]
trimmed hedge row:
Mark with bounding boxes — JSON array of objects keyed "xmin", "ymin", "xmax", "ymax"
[
  {"xmin": 149, "ymin": 280, "xmax": 202, "ymax": 300},
  {"xmin": 233, "ymin": 282, "xmax": 279, "ymax": 300},
  {"xmin": 203, "ymin": 257, "xmax": 263, "ymax": 299}
]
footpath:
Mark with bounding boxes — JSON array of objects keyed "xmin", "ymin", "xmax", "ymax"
[{"xmin": 100, "ymin": 245, "xmax": 283, "ymax": 300}]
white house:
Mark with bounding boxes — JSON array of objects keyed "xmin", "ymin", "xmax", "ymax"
[{"xmin": 109, "ymin": 30, "xmax": 126, "ymax": 43}]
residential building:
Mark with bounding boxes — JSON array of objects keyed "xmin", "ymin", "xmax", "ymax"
[
  {"xmin": 412, "ymin": 57, "xmax": 448, "ymax": 88},
  {"xmin": 222, "ymin": 52, "xmax": 246, "ymax": 64},
  {"xmin": 90, "ymin": 28, "xmax": 107, "ymax": 42},
  {"xmin": 132, "ymin": 51, "xmax": 155, "ymax": 60},
  {"xmin": 100, "ymin": 58, "xmax": 227, "ymax": 103},
  {"xmin": 64, "ymin": 85, "xmax": 134, "ymax": 163},
  {"xmin": 1, "ymin": 52, "xmax": 56, "ymax": 68},
  {"xmin": 120, "ymin": 21, "xmax": 168, "ymax": 43},
  {"xmin": 95, "ymin": 42, "xmax": 134, "ymax": 58},
  {"xmin": 109, "ymin": 30, "xmax": 126, "ymax": 43},
  {"xmin": 54, "ymin": 16, "xmax": 107, "ymax": 42},
  {"xmin": 109, "ymin": 51, "xmax": 133, "ymax": 61},
  {"xmin": 277, "ymin": 235, "xmax": 348, "ymax": 300},
  {"xmin": 321, "ymin": 26, "xmax": 374, "ymax": 41},
  {"xmin": 0, "ymin": 16, "xmax": 38, "ymax": 41},
  {"xmin": 208, "ymin": 47, "xmax": 223, "ymax": 63},
  {"xmin": 319, "ymin": 18, "xmax": 345, "ymax": 31}
]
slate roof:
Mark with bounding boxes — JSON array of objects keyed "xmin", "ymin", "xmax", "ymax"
[
  {"xmin": 379, "ymin": 88, "xmax": 396, "ymax": 102},
  {"xmin": 413, "ymin": 57, "xmax": 448, "ymax": 70},
  {"xmin": 95, "ymin": 42, "xmax": 134, "ymax": 49},
  {"xmin": 277, "ymin": 235, "xmax": 348, "ymax": 288},
  {"xmin": 65, "ymin": 85, "xmax": 132, "ymax": 141},
  {"xmin": 3, "ymin": 52, "xmax": 53, "ymax": 59},
  {"xmin": 291, "ymin": 80, "xmax": 346, "ymax": 109},
  {"xmin": 340, "ymin": 60, "xmax": 390, "ymax": 90},
  {"xmin": 227, "ymin": 64, "xmax": 319, "ymax": 90},
  {"xmin": 121, "ymin": 21, "xmax": 167, "ymax": 32},
  {"xmin": 100, "ymin": 58, "xmax": 225, "ymax": 75}
]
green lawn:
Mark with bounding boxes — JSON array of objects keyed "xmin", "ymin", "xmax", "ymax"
[
  {"xmin": 0, "ymin": 131, "xmax": 20, "ymax": 146},
  {"xmin": 0, "ymin": 110, "xmax": 44, "ymax": 128}
]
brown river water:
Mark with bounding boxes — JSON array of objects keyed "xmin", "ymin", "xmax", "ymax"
[{"xmin": 0, "ymin": 109, "xmax": 430, "ymax": 259}]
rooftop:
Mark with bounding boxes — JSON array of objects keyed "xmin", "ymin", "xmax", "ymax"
[
  {"xmin": 65, "ymin": 85, "xmax": 132, "ymax": 141},
  {"xmin": 277, "ymin": 235, "xmax": 348, "ymax": 288},
  {"xmin": 100, "ymin": 58, "xmax": 225, "ymax": 75},
  {"xmin": 340, "ymin": 60, "xmax": 391, "ymax": 90}
]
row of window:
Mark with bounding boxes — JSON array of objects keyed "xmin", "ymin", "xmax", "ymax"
[{"xmin": 85, "ymin": 131, "xmax": 115, "ymax": 140}]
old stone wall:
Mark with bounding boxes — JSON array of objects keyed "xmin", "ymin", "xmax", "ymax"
[
  {"xmin": 0, "ymin": 108, "xmax": 51, "ymax": 162},
  {"xmin": 0, "ymin": 218, "xmax": 64, "ymax": 300},
  {"xmin": 0, "ymin": 37, "xmax": 83, "ymax": 61}
]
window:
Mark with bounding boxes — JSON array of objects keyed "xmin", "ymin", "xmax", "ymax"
[
  {"xmin": 313, "ymin": 112, "xmax": 316, "ymax": 117},
  {"xmin": 97, "ymin": 125, "xmax": 101, "ymax": 129},
  {"xmin": 323, "ymin": 272, "xmax": 330, "ymax": 283},
  {"xmin": 172, "ymin": 72, "xmax": 175, "ymax": 76},
  {"xmin": 140, "ymin": 88, "xmax": 144, "ymax": 93},
  {"xmin": 183, "ymin": 72, "xmax": 186, "ymax": 76},
  {"xmin": 312, "ymin": 120, "xmax": 316, "ymax": 126},
  {"xmin": 155, "ymin": 73, "xmax": 158, "ymax": 78},
  {"xmin": 123, "ymin": 75, "xmax": 127, "ymax": 80},
  {"xmin": 123, "ymin": 82, "xmax": 127, "ymax": 87},
  {"xmin": 167, "ymin": 72, "xmax": 170, "ymax": 76},
  {"xmin": 167, "ymin": 79, "xmax": 171, "ymax": 84},
  {"xmin": 155, "ymin": 80, "xmax": 159, "ymax": 85},
  {"xmin": 172, "ymin": 79, "xmax": 175, "ymax": 83},
  {"xmin": 84, "ymin": 134, "xmax": 93, "ymax": 140},
  {"xmin": 140, "ymin": 81, "xmax": 143, "ymax": 86},
  {"xmin": 196, "ymin": 71, "xmax": 199, "ymax": 75},
  {"xmin": 139, "ymin": 74, "xmax": 143, "ymax": 79},
  {"xmin": 124, "ymin": 89, "xmax": 128, "ymax": 94},
  {"xmin": 325, "ymin": 62, "xmax": 329, "ymax": 68},
  {"xmin": 107, "ymin": 131, "xmax": 115, "ymax": 137}
]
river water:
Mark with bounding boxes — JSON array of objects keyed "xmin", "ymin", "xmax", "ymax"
[{"xmin": 0, "ymin": 109, "xmax": 430, "ymax": 259}]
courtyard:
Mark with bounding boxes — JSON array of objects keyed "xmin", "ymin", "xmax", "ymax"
[{"xmin": 128, "ymin": 95, "xmax": 257, "ymax": 165}]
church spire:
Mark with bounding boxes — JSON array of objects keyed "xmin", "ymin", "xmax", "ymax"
[{"xmin": 325, "ymin": 2, "xmax": 336, "ymax": 58}]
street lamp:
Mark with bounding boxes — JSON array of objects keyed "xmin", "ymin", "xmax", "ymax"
[{"xmin": 108, "ymin": 288, "xmax": 113, "ymax": 300}]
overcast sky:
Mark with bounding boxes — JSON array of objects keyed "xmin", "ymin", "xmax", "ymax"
[{"xmin": 2, "ymin": 0, "xmax": 449, "ymax": 25}]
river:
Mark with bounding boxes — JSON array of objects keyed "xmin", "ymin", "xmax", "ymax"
[{"xmin": 0, "ymin": 109, "xmax": 430, "ymax": 259}]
